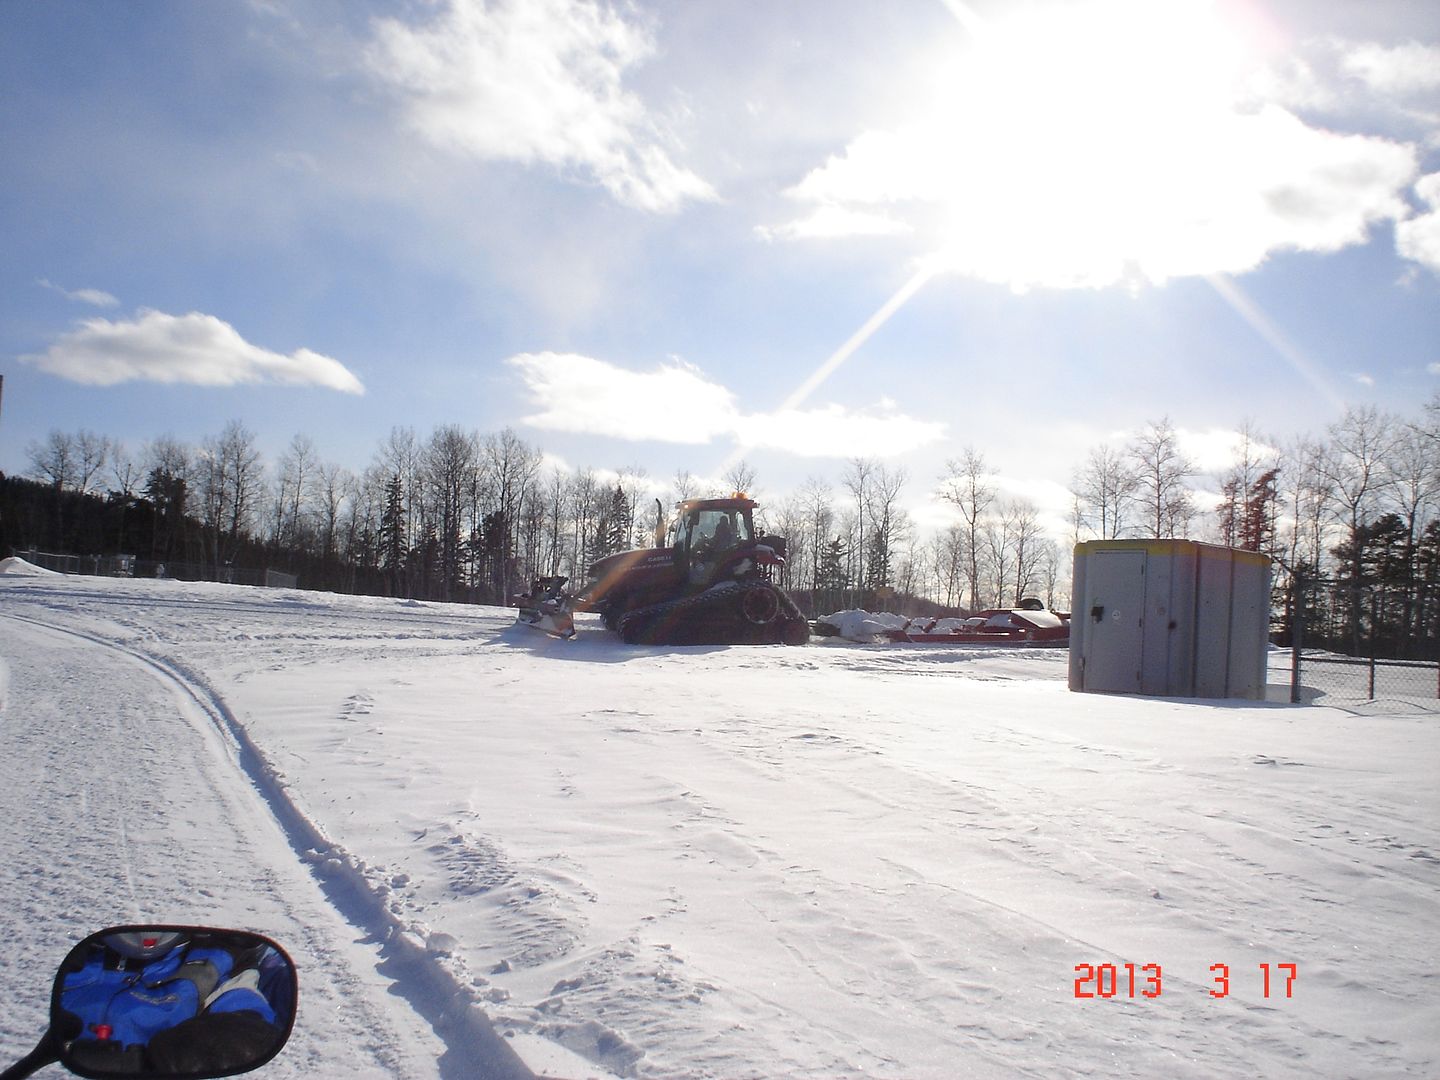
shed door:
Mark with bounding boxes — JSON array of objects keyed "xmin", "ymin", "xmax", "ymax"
[{"xmin": 1082, "ymin": 550, "xmax": 1145, "ymax": 692}]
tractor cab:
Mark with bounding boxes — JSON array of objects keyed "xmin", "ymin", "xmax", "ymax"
[{"xmin": 669, "ymin": 498, "xmax": 757, "ymax": 564}]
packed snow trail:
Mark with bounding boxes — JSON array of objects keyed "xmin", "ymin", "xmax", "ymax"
[
  {"xmin": 0, "ymin": 613, "xmax": 532, "ymax": 1079},
  {"xmin": 2, "ymin": 569, "xmax": 1438, "ymax": 1078}
]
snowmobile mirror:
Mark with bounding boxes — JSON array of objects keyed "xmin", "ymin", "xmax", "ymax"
[{"xmin": 43, "ymin": 925, "xmax": 297, "ymax": 1080}]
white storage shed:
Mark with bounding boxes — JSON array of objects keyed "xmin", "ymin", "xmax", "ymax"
[{"xmin": 1068, "ymin": 539, "xmax": 1272, "ymax": 699}]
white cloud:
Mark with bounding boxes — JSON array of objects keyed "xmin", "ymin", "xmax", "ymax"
[
  {"xmin": 22, "ymin": 309, "xmax": 364, "ymax": 394},
  {"xmin": 1353, "ymin": 372, "xmax": 1376, "ymax": 387},
  {"xmin": 1257, "ymin": 38, "xmax": 1440, "ymax": 115},
  {"xmin": 537, "ymin": 450, "xmax": 574, "ymax": 476},
  {"xmin": 1247, "ymin": 55, "xmax": 1335, "ymax": 113},
  {"xmin": 38, "ymin": 279, "xmax": 119, "ymax": 308},
  {"xmin": 1341, "ymin": 41, "xmax": 1440, "ymax": 98},
  {"xmin": 507, "ymin": 352, "xmax": 735, "ymax": 443},
  {"xmin": 1398, "ymin": 172, "xmax": 1440, "ymax": 273},
  {"xmin": 993, "ymin": 474, "xmax": 1075, "ymax": 515},
  {"xmin": 365, "ymin": 0, "xmax": 714, "ymax": 212},
  {"xmin": 1176, "ymin": 426, "xmax": 1278, "ymax": 474},
  {"xmin": 733, "ymin": 403, "xmax": 945, "ymax": 457},
  {"xmin": 757, "ymin": 204, "xmax": 912, "ymax": 242},
  {"xmin": 771, "ymin": 0, "xmax": 1420, "ymax": 291},
  {"xmin": 507, "ymin": 351, "xmax": 943, "ymax": 457}
]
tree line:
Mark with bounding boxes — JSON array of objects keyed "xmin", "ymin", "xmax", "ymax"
[
  {"xmin": 6, "ymin": 422, "xmax": 658, "ymax": 605},
  {"xmin": 1063, "ymin": 406, "xmax": 1440, "ymax": 659},
  {"xmin": 6, "ymin": 398, "xmax": 1440, "ymax": 650},
  {"xmin": 2, "ymin": 419, "xmax": 1044, "ymax": 614}
]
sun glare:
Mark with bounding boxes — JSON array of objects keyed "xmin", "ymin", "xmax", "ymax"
[{"xmin": 919, "ymin": 0, "xmax": 1263, "ymax": 289}]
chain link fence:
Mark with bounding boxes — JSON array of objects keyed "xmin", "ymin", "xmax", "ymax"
[
  {"xmin": 13, "ymin": 549, "xmax": 298, "ymax": 590},
  {"xmin": 1281, "ymin": 574, "xmax": 1440, "ymax": 713}
]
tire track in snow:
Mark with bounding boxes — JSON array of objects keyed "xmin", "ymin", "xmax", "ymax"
[
  {"xmin": 0, "ymin": 612, "xmax": 536, "ymax": 1080},
  {"xmin": 0, "ymin": 613, "xmax": 423, "ymax": 1073}
]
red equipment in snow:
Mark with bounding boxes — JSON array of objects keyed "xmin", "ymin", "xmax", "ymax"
[
  {"xmin": 517, "ymin": 496, "xmax": 810, "ymax": 646},
  {"xmin": 886, "ymin": 602, "xmax": 1070, "ymax": 646}
]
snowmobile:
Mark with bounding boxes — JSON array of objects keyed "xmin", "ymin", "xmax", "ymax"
[
  {"xmin": 517, "ymin": 495, "xmax": 810, "ymax": 646},
  {"xmin": 3, "ymin": 924, "xmax": 297, "ymax": 1079}
]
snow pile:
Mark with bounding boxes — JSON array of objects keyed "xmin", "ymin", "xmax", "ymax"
[
  {"xmin": 816, "ymin": 608, "xmax": 909, "ymax": 641},
  {"xmin": 0, "ymin": 556, "xmax": 60, "ymax": 576},
  {"xmin": 816, "ymin": 609, "xmax": 987, "ymax": 642}
]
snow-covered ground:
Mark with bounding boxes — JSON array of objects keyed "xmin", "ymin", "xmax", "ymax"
[{"xmin": 1, "ymin": 565, "xmax": 1436, "ymax": 1078}]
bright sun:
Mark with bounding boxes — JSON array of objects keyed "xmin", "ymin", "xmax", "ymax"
[
  {"xmin": 783, "ymin": 0, "xmax": 1377, "ymax": 293},
  {"xmin": 923, "ymin": 0, "xmax": 1265, "ymax": 289}
]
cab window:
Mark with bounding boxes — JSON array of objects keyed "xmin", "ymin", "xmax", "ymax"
[{"xmin": 686, "ymin": 509, "xmax": 751, "ymax": 552}]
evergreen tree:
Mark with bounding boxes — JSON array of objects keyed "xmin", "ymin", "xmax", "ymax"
[
  {"xmin": 605, "ymin": 485, "xmax": 631, "ymax": 554},
  {"xmin": 864, "ymin": 529, "xmax": 891, "ymax": 593},
  {"xmin": 1331, "ymin": 513, "xmax": 1411, "ymax": 656},
  {"xmin": 590, "ymin": 506, "xmax": 613, "ymax": 562},
  {"xmin": 815, "ymin": 537, "xmax": 849, "ymax": 612},
  {"xmin": 1414, "ymin": 521, "xmax": 1440, "ymax": 653},
  {"xmin": 1362, "ymin": 514, "xmax": 1412, "ymax": 656},
  {"xmin": 1239, "ymin": 468, "xmax": 1280, "ymax": 553},
  {"xmin": 817, "ymin": 538, "xmax": 847, "ymax": 587},
  {"xmin": 143, "ymin": 466, "xmax": 189, "ymax": 563},
  {"xmin": 480, "ymin": 510, "xmax": 509, "ymax": 602},
  {"xmin": 379, "ymin": 473, "xmax": 407, "ymax": 595},
  {"xmin": 414, "ymin": 521, "xmax": 439, "ymax": 599}
]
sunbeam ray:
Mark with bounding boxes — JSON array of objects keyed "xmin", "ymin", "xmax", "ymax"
[
  {"xmin": 716, "ymin": 264, "xmax": 937, "ymax": 480},
  {"xmin": 1205, "ymin": 273, "xmax": 1346, "ymax": 412}
]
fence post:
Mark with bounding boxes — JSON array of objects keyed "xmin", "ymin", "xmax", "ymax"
[
  {"xmin": 1367, "ymin": 588, "xmax": 1379, "ymax": 700},
  {"xmin": 1290, "ymin": 571, "xmax": 1303, "ymax": 704}
]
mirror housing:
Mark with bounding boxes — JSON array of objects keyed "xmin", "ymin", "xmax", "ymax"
[{"xmin": 49, "ymin": 925, "xmax": 296, "ymax": 1079}]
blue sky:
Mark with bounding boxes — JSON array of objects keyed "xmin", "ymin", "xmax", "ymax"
[{"xmin": 3, "ymin": 0, "xmax": 1438, "ymax": 534}]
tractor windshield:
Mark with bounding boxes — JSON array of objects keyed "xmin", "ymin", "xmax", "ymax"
[{"xmin": 688, "ymin": 509, "xmax": 751, "ymax": 553}]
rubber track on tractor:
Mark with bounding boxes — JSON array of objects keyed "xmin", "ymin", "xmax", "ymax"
[{"xmin": 617, "ymin": 581, "xmax": 808, "ymax": 646}]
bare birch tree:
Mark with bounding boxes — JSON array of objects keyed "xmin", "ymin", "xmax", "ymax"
[
  {"xmin": 842, "ymin": 457, "xmax": 875, "ymax": 595},
  {"xmin": 937, "ymin": 447, "xmax": 993, "ymax": 612},
  {"xmin": 1130, "ymin": 417, "xmax": 1194, "ymax": 539},
  {"xmin": 1071, "ymin": 443, "xmax": 1139, "ymax": 540}
]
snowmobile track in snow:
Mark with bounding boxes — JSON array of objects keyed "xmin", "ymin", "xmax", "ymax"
[{"xmin": 0, "ymin": 611, "xmax": 536, "ymax": 1080}]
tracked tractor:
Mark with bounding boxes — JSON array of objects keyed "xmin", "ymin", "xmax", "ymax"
[{"xmin": 516, "ymin": 495, "xmax": 810, "ymax": 645}]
